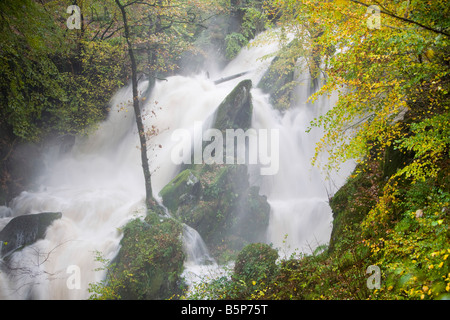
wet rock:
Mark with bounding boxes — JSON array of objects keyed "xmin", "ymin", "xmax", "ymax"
[
  {"xmin": 0, "ymin": 212, "xmax": 62, "ymax": 258},
  {"xmin": 213, "ymin": 79, "xmax": 253, "ymax": 132}
]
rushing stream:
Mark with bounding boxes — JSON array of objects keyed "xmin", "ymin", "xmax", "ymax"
[{"xmin": 0, "ymin": 34, "xmax": 352, "ymax": 299}]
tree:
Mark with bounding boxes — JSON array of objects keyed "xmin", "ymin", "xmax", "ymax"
[
  {"xmin": 0, "ymin": 0, "xmax": 128, "ymax": 203},
  {"xmin": 112, "ymin": 0, "xmax": 222, "ymax": 207},
  {"xmin": 267, "ymin": 0, "xmax": 449, "ymax": 177},
  {"xmin": 114, "ymin": 0, "xmax": 154, "ymax": 207}
]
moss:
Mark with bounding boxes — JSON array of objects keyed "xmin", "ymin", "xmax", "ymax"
[
  {"xmin": 234, "ymin": 243, "xmax": 279, "ymax": 285},
  {"xmin": 113, "ymin": 210, "xmax": 186, "ymax": 300},
  {"xmin": 161, "ymin": 164, "xmax": 270, "ymax": 260},
  {"xmin": 159, "ymin": 169, "xmax": 201, "ymax": 214},
  {"xmin": 258, "ymin": 55, "xmax": 296, "ymax": 111},
  {"xmin": 328, "ymin": 161, "xmax": 383, "ymax": 252}
]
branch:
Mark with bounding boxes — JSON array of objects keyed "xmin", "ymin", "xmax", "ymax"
[{"xmin": 350, "ymin": 0, "xmax": 450, "ymax": 38}]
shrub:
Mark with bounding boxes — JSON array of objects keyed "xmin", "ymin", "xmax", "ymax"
[{"xmin": 234, "ymin": 243, "xmax": 279, "ymax": 286}]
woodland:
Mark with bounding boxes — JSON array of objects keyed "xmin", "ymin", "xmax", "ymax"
[{"xmin": 0, "ymin": 0, "xmax": 449, "ymax": 301}]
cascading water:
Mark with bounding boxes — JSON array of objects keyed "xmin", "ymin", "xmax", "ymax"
[
  {"xmin": 250, "ymin": 76, "xmax": 353, "ymax": 256},
  {"xmin": 0, "ymin": 33, "xmax": 352, "ymax": 299}
]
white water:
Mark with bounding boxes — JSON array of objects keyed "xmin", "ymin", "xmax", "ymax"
[
  {"xmin": 0, "ymin": 34, "xmax": 352, "ymax": 299},
  {"xmin": 251, "ymin": 85, "xmax": 353, "ymax": 256}
]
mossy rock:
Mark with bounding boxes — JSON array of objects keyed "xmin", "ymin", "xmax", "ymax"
[
  {"xmin": 113, "ymin": 210, "xmax": 185, "ymax": 300},
  {"xmin": 258, "ymin": 55, "xmax": 296, "ymax": 111},
  {"xmin": 328, "ymin": 162, "xmax": 383, "ymax": 253},
  {"xmin": 213, "ymin": 79, "xmax": 253, "ymax": 132},
  {"xmin": 160, "ymin": 164, "xmax": 270, "ymax": 259},
  {"xmin": 159, "ymin": 169, "xmax": 201, "ymax": 214},
  {"xmin": 0, "ymin": 212, "xmax": 62, "ymax": 258},
  {"xmin": 257, "ymin": 39, "xmax": 304, "ymax": 111}
]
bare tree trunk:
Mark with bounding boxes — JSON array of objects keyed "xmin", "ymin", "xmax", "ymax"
[{"xmin": 115, "ymin": 0, "xmax": 154, "ymax": 208}]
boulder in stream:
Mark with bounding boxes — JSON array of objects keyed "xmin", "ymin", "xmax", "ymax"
[{"xmin": 0, "ymin": 212, "xmax": 62, "ymax": 258}]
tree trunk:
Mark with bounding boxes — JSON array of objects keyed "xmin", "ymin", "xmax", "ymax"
[{"xmin": 115, "ymin": 0, "xmax": 154, "ymax": 208}]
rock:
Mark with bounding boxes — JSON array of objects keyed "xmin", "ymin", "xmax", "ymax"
[
  {"xmin": 113, "ymin": 212, "xmax": 185, "ymax": 300},
  {"xmin": 159, "ymin": 169, "xmax": 202, "ymax": 214},
  {"xmin": 257, "ymin": 38, "xmax": 305, "ymax": 111},
  {"xmin": 0, "ymin": 212, "xmax": 62, "ymax": 258},
  {"xmin": 415, "ymin": 209, "xmax": 423, "ymax": 218},
  {"xmin": 328, "ymin": 164, "xmax": 381, "ymax": 252},
  {"xmin": 258, "ymin": 54, "xmax": 296, "ymax": 111},
  {"xmin": 213, "ymin": 79, "xmax": 253, "ymax": 132},
  {"xmin": 160, "ymin": 164, "xmax": 270, "ymax": 259}
]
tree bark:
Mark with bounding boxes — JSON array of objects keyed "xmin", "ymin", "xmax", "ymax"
[{"xmin": 115, "ymin": 0, "xmax": 154, "ymax": 208}]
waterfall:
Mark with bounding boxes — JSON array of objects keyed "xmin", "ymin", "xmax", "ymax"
[
  {"xmin": 251, "ymin": 85, "xmax": 351, "ymax": 256},
  {"xmin": 0, "ymin": 33, "xmax": 352, "ymax": 299}
]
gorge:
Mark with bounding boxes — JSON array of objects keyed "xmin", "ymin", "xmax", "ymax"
[{"xmin": 0, "ymin": 33, "xmax": 352, "ymax": 299}]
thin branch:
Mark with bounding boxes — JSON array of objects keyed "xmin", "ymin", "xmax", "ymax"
[{"xmin": 350, "ymin": 0, "xmax": 450, "ymax": 38}]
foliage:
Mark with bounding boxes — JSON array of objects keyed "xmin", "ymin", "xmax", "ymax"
[
  {"xmin": 364, "ymin": 186, "xmax": 450, "ymax": 300},
  {"xmin": 0, "ymin": 0, "xmax": 130, "ymax": 203},
  {"xmin": 186, "ymin": 146, "xmax": 449, "ymax": 300},
  {"xmin": 89, "ymin": 211, "xmax": 186, "ymax": 300},
  {"xmin": 87, "ymin": 251, "xmax": 125, "ymax": 300},
  {"xmin": 185, "ymin": 243, "xmax": 279, "ymax": 300},
  {"xmin": 234, "ymin": 243, "xmax": 279, "ymax": 286},
  {"xmin": 0, "ymin": 0, "xmax": 128, "ymax": 142},
  {"xmin": 225, "ymin": 32, "xmax": 249, "ymax": 59},
  {"xmin": 265, "ymin": 0, "xmax": 449, "ymax": 174},
  {"xmin": 225, "ymin": 1, "xmax": 271, "ymax": 59},
  {"xmin": 112, "ymin": 0, "xmax": 224, "ymax": 79}
]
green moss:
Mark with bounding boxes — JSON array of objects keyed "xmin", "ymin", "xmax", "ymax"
[
  {"xmin": 328, "ymin": 162, "xmax": 383, "ymax": 252},
  {"xmin": 160, "ymin": 164, "xmax": 270, "ymax": 260},
  {"xmin": 110, "ymin": 210, "xmax": 186, "ymax": 300},
  {"xmin": 258, "ymin": 55, "xmax": 296, "ymax": 110},
  {"xmin": 234, "ymin": 243, "xmax": 279, "ymax": 285},
  {"xmin": 160, "ymin": 169, "xmax": 201, "ymax": 214}
]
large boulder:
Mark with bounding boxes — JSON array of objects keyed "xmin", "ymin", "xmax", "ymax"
[
  {"xmin": 0, "ymin": 212, "xmax": 62, "ymax": 258},
  {"xmin": 161, "ymin": 164, "xmax": 270, "ymax": 261},
  {"xmin": 213, "ymin": 79, "xmax": 253, "ymax": 132},
  {"xmin": 159, "ymin": 169, "xmax": 201, "ymax": 215},
  {"xmin": 112, "ymin": 211, "xmax": 185, "ymax": 300},
  {"xmin": 258, "ymin": 54, "xmax": 296, "ymax": 111}
]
